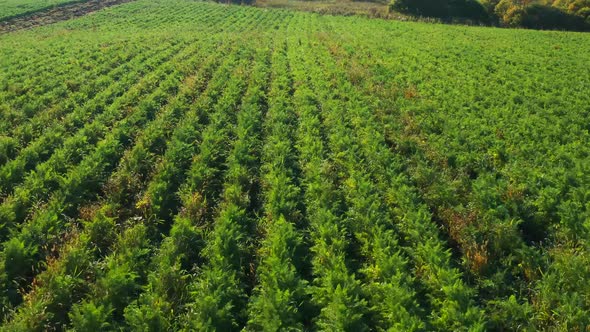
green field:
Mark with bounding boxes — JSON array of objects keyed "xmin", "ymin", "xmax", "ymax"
[
  {"xmin": 0, "ymin": 0, "xmax": 82, "ymax": 20},
  {"xmin": 1, "ymin": 0, "xmax": 589, "ymax": 330}
]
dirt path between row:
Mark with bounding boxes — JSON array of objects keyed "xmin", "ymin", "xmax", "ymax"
[{"xmin": 0, "ymin": 0, "xmax": 135, "ymax": 34}]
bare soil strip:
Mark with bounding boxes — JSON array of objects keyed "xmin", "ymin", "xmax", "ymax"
[{"xmin": 0, "ymin": 0, "xmax": 134, "ymax": 34}]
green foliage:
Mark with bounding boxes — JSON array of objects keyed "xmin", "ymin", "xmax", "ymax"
[
  {"xmin": 492, "ymin": 0, "xmax": 590, "ymax": 29},
  {"xmin": 1, "ymin": 238, "xmax": 34, "ymax": 305},
  {"xmin": 389, "ymin": 0, "xmax": 589, "ymax": 29},
  {"xmin": 249, "ymin": 243, "xmax": 307, "ymax": 314},
  {"xmin": 520, "ymin": 3, "xmax": 588, "ymax": 29},
  {"xmin": 244, "ymin": 41, "xmax": 311, "ymax": 331},
  {"xmin": 82, "ymin": 211, "xmax": 117, "ymax": 255},
  {"xmin": 390, "ymin": 0, "xmax": 489, "ymax": 21},
  {"xmin": 179, "ymin": 44, "xmax": 261, "ymax": 332},
  {"xmin": 487, "ymin": 295, "xmax": 534, "ymax": 330},
  {"xmin": 69, "ymin": 302, "xmax": 112, "ymax": 332},
  {"xmin": 0, "ymin": 1, "xmax": 588, "ymax": 331},
  {"xmin": 124, "ymin": 293, "xmax": 172, "ymax": 332},
  {"xmin": 534, "ymin": 248, "xmax": 590, "ymax": 330}
]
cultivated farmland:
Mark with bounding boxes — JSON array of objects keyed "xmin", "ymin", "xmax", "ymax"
[
  {"xmin": 0, "ymin": 0, "xmax": 82, "ymax": 20},
  {"xmin": 0, "ymin": 0, "xmax": 589, "ymax": 330}
]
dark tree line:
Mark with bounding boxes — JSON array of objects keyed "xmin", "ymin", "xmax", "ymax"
[{"xmin": 390, "ymin": 0, "xmax": 590, "ymax": 30}]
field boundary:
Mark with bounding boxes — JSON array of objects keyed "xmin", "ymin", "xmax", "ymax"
[
  {"xmin": 0, "ymin": 0, "xmax": 134, "ymax": 33},
  {"xmin": 0, "ymin": 0, "xmax": 88, "ymax": 23}
]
